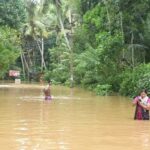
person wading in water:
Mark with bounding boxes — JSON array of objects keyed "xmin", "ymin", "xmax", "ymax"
[
  {"xmin": 132, "ymin": 89, "xmax": 150, "ymax": 120},
  {"xmin": 43, "ymin": 81, "xmax": 52, "ymax": 100}
]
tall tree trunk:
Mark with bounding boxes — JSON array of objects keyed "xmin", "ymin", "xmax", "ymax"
[
  {"xmin": 36, "ymin": 37, "xmax": 46, "ymax": 71},
  {"xmin": 56, "ymin": 7, "xmax": 74, "ymax": 87},
  {"xmin": 120, "ymin": 11, "xmax": 125, "ymax": 58},
  {"xmin": 68, "ymin": 9, "xmax": 74, "ymax": 88},
  {"xmin": 103, "ymin": 0, "xmax": 111, "ymax": 33},
  {"xmin": 41, "ymin": 37, "xmax": 44, "ymax": 70},
  {"xmin": 27, "ymin": 48, "xmax": 33, "ymax": 67},
  {"xmin": 131, "ymin": 32, "xmax": 134, "ymax": 68},
  {"xmin": 22, "ymin": 52, "xmax": 30, "ymax": 80},
  {"xmin": 20, "ymin": 50, "xmax": 26, "ymax": 79}
]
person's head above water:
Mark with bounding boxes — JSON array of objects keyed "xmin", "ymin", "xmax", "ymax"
[
  {"xmin": 48, "ymin": 80, "xmax": 51, "ymax": 85},
  {"xmin": 139, "ymin": 89, "xmax": 148, "ymax": 98}
]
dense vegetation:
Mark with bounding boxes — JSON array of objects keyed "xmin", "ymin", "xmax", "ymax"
[{"xmin": 0, "ymin": 0, "xmax": 150, "ymax": 97}]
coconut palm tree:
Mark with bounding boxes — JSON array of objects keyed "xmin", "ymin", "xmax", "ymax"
[{"xmin": 22, "ymin": 0, "xmax": 57, "ymax": 78}]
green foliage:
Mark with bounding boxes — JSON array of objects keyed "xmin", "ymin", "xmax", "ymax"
[
  {"xmin": 83, "ymin": 4, "xmax": 106, "ymax": 30},
  {"xmin": 79, "ymin": 0, "xmax": 100, "ymax": 15},
  {"xmin": 0, "ymin": 0, "xmax": 149, "ymax": 98},
  {"xmin": 119, "ymin": 64, "xmax": 150, "ymax": 97},
  {"xmin": 47, "ymin": 42, "xmax": 70, "ymax": 84},
  {"xmin": 0, "ymin": 0, "xmax": 26, "ymax": 29},
  {"xmin": 0, "ymin": 27, "xmax": 20, "ymax": 78},
  {"xmin": 137, "ymin": 73, "xmax": 150, "ymax": 93},
  {"xmin": 94, "ymin": 84, "xmax": 112, "ymax": 96},
  {"xmin": 73, "ymin": 28, "xmax": 123, "ymax": 94},
  {"xmin": 74, "ymin": 44, "xmax": 98, "ymax": 84}
]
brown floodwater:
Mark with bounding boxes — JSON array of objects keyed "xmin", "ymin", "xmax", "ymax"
[{"xmin": 0, "ymin": 83, "xmax": 150, "ymax": 150}]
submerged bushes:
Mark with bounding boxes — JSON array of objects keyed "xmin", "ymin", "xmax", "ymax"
[{"xmin": 94, "ymin": 84, "xmax": 112, "ymax": 96}]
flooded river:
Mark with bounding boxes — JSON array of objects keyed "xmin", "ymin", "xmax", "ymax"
[{"xmin": 0, "ymin": 83, "xmax": 150, "ymax": 150}]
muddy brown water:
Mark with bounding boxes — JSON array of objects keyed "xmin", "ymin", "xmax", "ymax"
[{"xmin": 0, "ymin": 83, "xmax": 150, "ymax": 150}]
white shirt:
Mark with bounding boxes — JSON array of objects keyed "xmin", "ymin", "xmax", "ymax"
[{"xmin": 139, "ymin": 96, "xmax": 149, "ymax": 106}]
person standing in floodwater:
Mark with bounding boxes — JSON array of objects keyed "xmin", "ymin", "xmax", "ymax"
[
  {"xmin": 43, "ymin": 81, "xmax": 52, "ymax": 100},
  {"xmin": 132, "ymin": 89, "xmax": 150, "ymax": 120}
]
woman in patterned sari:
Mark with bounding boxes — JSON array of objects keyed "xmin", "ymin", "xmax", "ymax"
[{"xmin": 133, "ymin": 89, "xmax": 150, "ymax": 120}]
